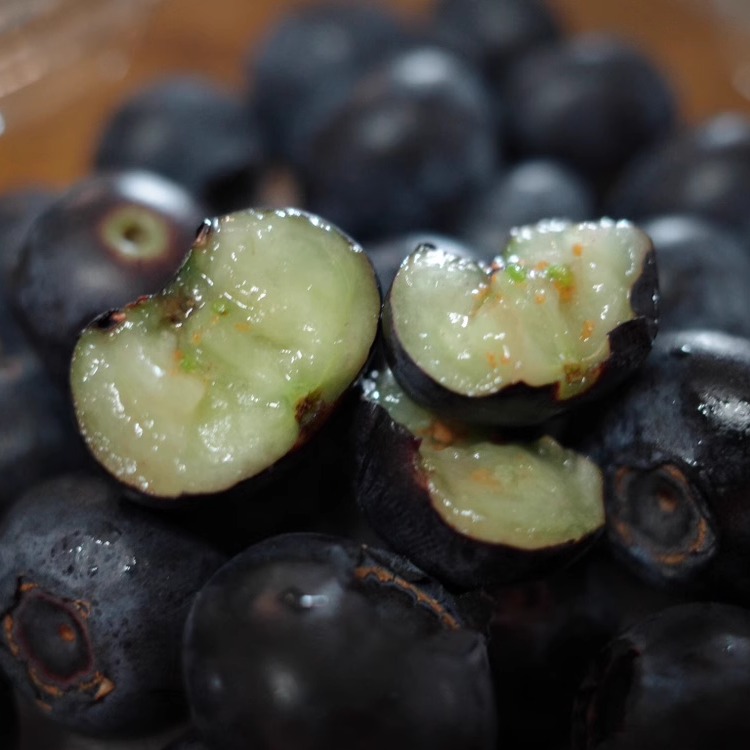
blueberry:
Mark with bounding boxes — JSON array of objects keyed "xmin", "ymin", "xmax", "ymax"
[
  {"xmin": 608, "ymin": 112, "xmax": 750, "ymax": 245},
  {"xmin": 183, "ymin": 532, "xmax": 497, "ymax": 750},
  {"xmin": 430, "ymin": 0, "xmax": 561, "ymax": 97},
  {"xmin": 0, "ymin": 473, "xmax": 226, "ymax": 737},
  {"xmin": 0, "ymin": 188, "xmax": 57, "ymax": 357},
  {"xmin": 486, "ymin": 548, "xmax": 688, "ymax": 749},
  {"xmin": 504, "ymin": 33, "xmax": 678, "ymax": 185},
  {"xmin": 640, "ymin": 214, "xmax": 750, "ymax": 337},
  {"xmin": 0, "ymin": 353, "xmax": 89, "ymax": 509},
  {"xmin": 381, "ymin": 219, "xmax": 657, "ymax": 427},
  {"xmin": 355, "ymin": 365, "xmax": 605, "ymax": 590},
  {"xmin": 452, "ymin": 159, "xmax": 597, "ymax": 255},
  {"xmin": 70, "ymin": 208, "xmax": 380, "ymax": 501},
  {"xmin": 573, "ymin": 602, "xmax": 750, "ymax": 749},
  {"xmin": 94, "ymin": 76, "xmax": 265, "ymax": 214},
  {"xmin": 300, "ymin": 45, "xmax": 497, "ymax": 240},
  {"xmin": 11, "ymin": 170, "xmax": 205, "ymax": 383},
  {"xmin": 581, "ymin": 330, "xmax": 750, "ymax": 602},
  {"xmin": 249, "ymin": 1, "xmax": 414, "ymax": 166}
]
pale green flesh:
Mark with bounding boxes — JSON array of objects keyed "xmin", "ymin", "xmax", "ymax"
[
  {"xmin": 391, "ymin": 219, "xmax": 651, "ymax": 399},
  {"xmin": 71, "ymin": 208, "xmax": 380, "ymax": 498},
  {"xmin": 364, "ymin": 367, "xmax": 604, "ymax": 548}
]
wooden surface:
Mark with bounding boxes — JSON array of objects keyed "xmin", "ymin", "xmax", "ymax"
[{"xmin": 1, "ymin": 0, "xmax": 749, "ymax": 193}]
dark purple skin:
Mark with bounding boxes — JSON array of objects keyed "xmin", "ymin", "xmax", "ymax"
[
  {"xmin": 640, "ymin": 214, "xmax": 750, "ymax": 337},
  {"xmin": 248, "ymin": 1, "xmax": 415, "ymax": 165},
  {"xmin": 0, "ymin": 672, "xmax": 18, "ymax": 749},
  {"xmin": 354, "ymin": 395, "xmax": 602, "ymax": 591},
  {"xmin": 183, "ymin": 532, "xmax": 497, "ymax": 750},
  {"xmin": 430, "ymin": 0, "xmax": 561, "ymax": 105},
  {"xmin": 11, "ymin": 170, "xmax": 206, "ymax": 383},
  {"xmin": 161, "ymin": 729, "xmax": 212, "ymax": 750},
  {"xmin": 573, "ymin": 602, "xmax": 750, "ymax": 749},
  {"xmin": 608, "ymin": 112, "xmax": 750, "ymax": 246},
  {"xmin": 0, "ymin": 188, "xmax": 57, "ymax": 357},
  {"xmin": 381, "ymin": 239, "xmax": 658, "ymax": 428},
  {"xmin": 0, "ymin": 473, "xmax": 226, "ymax": 738},
  {"xmin": 503, "ymin": 33, "xmax": 678, "ymax": 186},
  {"xmin": 452, "ymin": 159, "xmax": 597, "ymax": 255},
  {"xmin": 94, "ymin": 76, "xmax": 265, "ymax": 214},
  {"xmin": 300, "ymin": 45, "xmax": 497, "ymax": 240},
  {"xmin": 484, "ymin": 547, "xmax": 691, "ymax": 750},
  {"xmin": 0, "ymin": 353, "xmax": 90, "ymax": 511},
  {"xmin": 580, "ymin": 330, "xmax": 750, "ymax": 603}
]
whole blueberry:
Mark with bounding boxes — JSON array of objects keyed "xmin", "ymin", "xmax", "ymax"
[
  {"xmin": 11, "ymin": 170, "xmax": 205, "ymax": 382},
  {"xmin": 0, "ymin": 473, "xmax": 226, "ymax": 737},
  {"xmin": 249, "ymin": 1, "xmax": 414, "ymax": 165},
  {"xmin": 640, "ymin": 214, "xmax": 750, "ymax": 337},
  {"xmin": 431, "ymin": 0, "xmax": 561, "ymax": 94},
  {"xmin": 94, "ymin": 76, "xmax": 264, "ymax": 214},
  {"xmin": 301, "ymin": 45, "xmax": 497, "ymax": 240},
  {"xmin": 609, "ymin": 112, "xmax": 750, "ymax": 245},
  {"xmin": 453, "ymin": 159, "xmax": 596, "ymax": 254},
  {"xmin": 504, "ymin": 33, "xmax": 678, "ymax": 185}
]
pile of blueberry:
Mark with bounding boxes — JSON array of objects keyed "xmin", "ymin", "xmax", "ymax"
[{"xmin": 3, "ymin": 0, "xmax": 750, "ymax": 748}]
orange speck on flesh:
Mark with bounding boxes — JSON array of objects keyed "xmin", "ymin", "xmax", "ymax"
[
  {"xmin": 573, "ymin": 243, "xmax": 584, "ymax": 257},
  {"xmin": 535, "ymin": 261, "xmax": 550, "ymax": 272},
  {"xmin": 234, "ymin": 322, "xmax": 252, "ymax": 334},
  {"xmin": 555, "ymin": 283, "xmax": 574, "ymax": 303},
  {"xmin": 535, "ymin": 292, "xmax": 546, "ymax": 305},
  {"xmin": 581, "ymin": 320, "xmax": 595, "ymax": 342},
  {"xmin": 471, "ymin": 468, "xmax": 501, "ymax": 487}
]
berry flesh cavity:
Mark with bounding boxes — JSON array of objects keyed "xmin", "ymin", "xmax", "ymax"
[
  {"xmin": 356, "ymin": 366, "xmax": 604, "ymax": 589},
  {"xmin": 382, "ymin": 219, "xmax": 657, "ymax": 427},
  {"xmin": 71, "ymin": 207, "xmax": 380, "ymax": 499}
]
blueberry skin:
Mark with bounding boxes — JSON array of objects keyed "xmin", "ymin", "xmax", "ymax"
[
  {"xmin": 453, "ymin": 159, "xmax": 597, "ymax": 255},
  {"xmin": 11, "ymin": 170, "xmax": 205, "ymax": 383},
  {"xmin": 183, "ymin": 532, "xmax": 497, "ymax": 750},
  {"xmin": 0, "ymin": 672, "xmax": 18, "ymax": 749},
  {"xmin": 300, "ymin": 45, "xmax": 497, "ymax": 240},
  {"xmin": 0, "ymin": 353, "xmax": 89, "ymax": 510},
  {"xmin": 504, "ymin": 33, "xmax": 678, "ymax": 185},
  {"xmin": 0, "ymin": 474, "xmax": 226, "ymax": 737},
  {"xmin": 640, "ymin": 215, "xmax": 750, "ymax": 337},
  {"xmin": 486, "ymin": 548, "xmax": 689, "ymax": 750},
  {"xmin": 249, "ymin": 1, "xmax": 413, "ymax": 165},
  {"xmin": 573, "ymin": 602, "xmax": 750, "ymax": 749},
  {"xmin": 161, "ymin": 729, "xmax": 212, "ymax": 750},
  {"xmin": 608, "ymin": 112, "xmax": 750, "ymax": 245},
  {"xmin": 0, "ymin": 188, "xmax": 57, "ymax": 357},
  {"xmin": 581, "ymin": 330, "xmax": 750, "ymax": 601},
  {"xmin": 431, "ymin": 0, "xmax": 561, "ymax": 93},
  {"xmin": 94, "ymin": 76, "xmax": 264, "ymax": 214}
]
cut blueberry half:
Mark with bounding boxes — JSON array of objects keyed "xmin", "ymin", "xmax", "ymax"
[
  {"xmin": 71, "ymin": 207, "xmax": 381, "ymax": 500},
  {"xmin": 382, "ymin": 218, "xmax": 657, "ymax": 426},
  {"xmin": 355, "ymin": 366, "xmax": 605, "ymax": 589}
]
